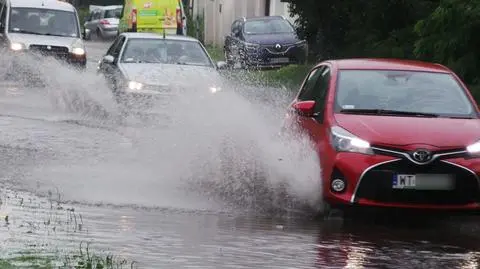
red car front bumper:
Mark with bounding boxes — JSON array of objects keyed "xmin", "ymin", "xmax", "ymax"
[{"xmin": 323, "ymin": 152, "xmax": 480, "ymax": 211}]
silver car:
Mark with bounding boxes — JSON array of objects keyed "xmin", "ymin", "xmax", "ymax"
[
  {"xmin": 83, "ymin": 5, "xmax": 122, "ymax": 40},
  {"xmin": 0, "ymin": 0, "xmax": 87, "ymax": 69},
  {"xmin": 96, "ymin": 32, "xmax": 227, "ymax": 109}
]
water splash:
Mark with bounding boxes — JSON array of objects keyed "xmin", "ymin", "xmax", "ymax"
[{"xmin": 0, "ymin": 52, "xmax": 323, "ymax": 217}]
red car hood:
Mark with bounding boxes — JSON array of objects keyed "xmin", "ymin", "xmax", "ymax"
[{"xmin": 334, "ymin": 114, "xmax": 480, "ymax": 148}]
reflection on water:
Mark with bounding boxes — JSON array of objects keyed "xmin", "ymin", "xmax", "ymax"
[
  {"xmin": 3, "ymin": 188, "xmax": 480, "ymax": 268},
  {"xmin": 314, "ymin": 220, "xmax": 480, "ymax": 269},
  {"xmin": 1, "ymin": 43, "xmax": 480, "ymax": 268}
]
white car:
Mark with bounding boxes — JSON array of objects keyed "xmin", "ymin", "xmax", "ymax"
[{"xmin": 0, "ymin": 0, "xmax": 87, "ymax": 69}]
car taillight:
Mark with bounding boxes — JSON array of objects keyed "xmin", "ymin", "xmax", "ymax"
[
  {"xmin": 99, "ymin": 19, "xmax": 110, "ymax": 25},
  {"xmin": 132, "ymin": 8, "xmax": 137, "ymax": 31}
]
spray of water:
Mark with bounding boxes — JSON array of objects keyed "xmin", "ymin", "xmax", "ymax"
[{"xmin": 0, "ymin": 52, "xmax": 323, "ymax": 217}]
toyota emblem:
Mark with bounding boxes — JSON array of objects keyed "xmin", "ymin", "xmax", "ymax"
[
  {"xmin": 275, "ymin": 43, "xmax": 282, "ymax": 50},
  {"xmin": 47, "ymin": 45, "xmax": 51, "ymax": 50},
  {"xmin": 411, "ymin": 149, "xmax": 432, "ymax": 163}
]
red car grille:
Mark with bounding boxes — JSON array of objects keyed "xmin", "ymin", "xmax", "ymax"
[{"xmin": 355, "ymin": 160, "xmax": 480, "ymax": 205}]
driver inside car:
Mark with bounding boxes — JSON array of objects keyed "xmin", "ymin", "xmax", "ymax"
[
  {"xmin": 145, "ymin": 47, "xmax": 165, "ymax": 63},
  {"xmin": 338, "ymin": 80, "xmax": 363, "ymax": 109},
  {"xmin": 166, "ymin": 43, "xmax": 187, "ymax": 63},
  {"xmin": 123, "ymin": 46, "xmax": 145, "ymax": 62},
  {"xmin": 26, "ymin": 14, "xmax": 41, "ymax": 31}
]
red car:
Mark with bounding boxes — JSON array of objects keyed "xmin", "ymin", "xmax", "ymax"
[{"xmin": 283, "ymin": 58, "xmax": 480, "ymax": 214}]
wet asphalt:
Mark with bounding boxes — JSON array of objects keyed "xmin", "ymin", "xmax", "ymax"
[{"xmin": 0, "ymin": 40, "xmax": 479, "ymax": 269}]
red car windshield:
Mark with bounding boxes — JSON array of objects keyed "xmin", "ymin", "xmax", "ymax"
[{"xmin": 334, "ymin": 70, "xmax": 478, "ymax": 118}]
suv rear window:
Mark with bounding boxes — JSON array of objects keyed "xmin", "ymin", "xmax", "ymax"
[{"xmin": 104, "ymin": 8, "xmax": 121, "ymax": 19}]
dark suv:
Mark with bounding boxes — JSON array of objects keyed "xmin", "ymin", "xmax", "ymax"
[{"xmin": 224, "ymin": 16, "xmax": 307, "ymax": 69}]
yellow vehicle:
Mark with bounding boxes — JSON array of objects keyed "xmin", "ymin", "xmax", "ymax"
[{"xmin": 118, "ymin": 0, "xmax": 187, "ymax": 35}]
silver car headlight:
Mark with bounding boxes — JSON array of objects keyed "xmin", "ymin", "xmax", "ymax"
[
  {"xmin": 72, "ymin": 47, "xmax": 85, "ymax": 55},
  {"xmin": 209, "ymin": 86, "xmax": 222, "ymax": 94},
  {"xmin": 71, "ymin": 39, "xmax": 86, "ymax": 55},
  {"xmin": 10, "ymin": 42, "xmax": 26, "ymax": 51},
  {"xmin": 128, "ymin": 81, "xmax": 143, "ymax": 90},
  {"xmin": 330, "ymin": 126, "xmax": 373, "ymax": 155}
]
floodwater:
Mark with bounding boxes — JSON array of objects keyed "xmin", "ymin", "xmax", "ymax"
[{"xmin": 0, "ymin": 41, "xmax": 480, "ymax": 268}]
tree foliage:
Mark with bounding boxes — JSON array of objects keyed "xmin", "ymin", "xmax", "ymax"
[
  {"xmin": 414, "ymin": 0, "xmax": 480, "ymax": 84},
  {"xmin": 285, "ymin": 0, "xmax": 480, "ymax": 86}
]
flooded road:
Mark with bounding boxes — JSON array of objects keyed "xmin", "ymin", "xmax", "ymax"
[{"xmin": 1, "ymin": 41, "xmax": 480, "ymax": 268}]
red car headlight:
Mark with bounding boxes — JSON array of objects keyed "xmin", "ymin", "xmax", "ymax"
[
  {"xmin": 330, "ymin": 126, "xmax": 373, "ymax": 155},
  {"xmin": 466, "ymin": 140, "xmax": 480, "ymax": 155}
]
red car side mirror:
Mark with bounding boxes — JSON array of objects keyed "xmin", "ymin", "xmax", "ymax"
[{"xmin": 292, "ymin": 100, "xmax": 316, "ymax": 117}]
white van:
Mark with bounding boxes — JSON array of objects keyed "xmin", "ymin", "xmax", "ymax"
[{"xmin": 0, "ymin": 0, "xmax": 87, "ymax": 69}]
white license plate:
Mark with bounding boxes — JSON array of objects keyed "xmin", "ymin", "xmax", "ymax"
[
  {"xmin": 392, "ymin": 174, "xmax": 455, "ymax": 190},
  {"xmin": 270, "ymin": 57, "xmax": 289, "ymax": 64}
]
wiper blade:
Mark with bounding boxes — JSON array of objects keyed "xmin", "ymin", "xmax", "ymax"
[
  {"xmin": 12, "ymin": 30, "xmax": 43, "ymax": 35},
  {"xmin": 43, "ymin": 33, "xmax": 69, "ymax": 37},
  {"xmin": 340, "ymin": 108, "xmax": 440, "ymax": 117},
  {"xmin": 176, "ymin": 62, "xmax": 210, "ymax": 67},
  {"xmin": 442, "ymin": 116, "xmax": 475, "ymax": 119},
  {"xmin": 11, "ymin": 30, "xmax": 70, "ymax": 37}
]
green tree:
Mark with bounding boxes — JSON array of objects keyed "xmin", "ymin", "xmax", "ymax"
[
  {"xmin": 285, "ymin": 0, "xmax": 438, "ymax": 61},
  {"xmin": 414, "ymin": 0, "xmax": 480, "ymax": 85},
  {"xmin": 286, "ymin": 0, "xmax": 350, "ymax": 60}
]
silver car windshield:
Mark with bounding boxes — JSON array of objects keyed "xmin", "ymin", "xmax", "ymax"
[
  {"xmin": 335, "ymin": 70, "xmax": 477, "ymax": 118},
  {"xmin": 8, "ymin": 8, "xmax": 79, "ymax": 38},
  {"xmin": 121, "ymin": 38, "xmax": 214, "ymax": 67}
]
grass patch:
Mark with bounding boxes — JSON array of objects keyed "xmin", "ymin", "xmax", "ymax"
[
  {"xmin": 0, "ymin": 255, "xmax": 54, "ymax": 269},
  {"xmin": 252, "ymin": 64, "xmax": 313, "ymax": 89},
  {"xmin": 203, "ymin": 42, "xmax": 312, "ymax": 90},
  {"xmin": 205, "ymin": 45, "xmax": 224, "ymax": 62},
  {"xmin": 78, "ymin": 7, "xmax": 89, "ymax": 27},
  {"xmin": 222, "ymin": 64, "xmax": 313, "ymax": 91},
  {"xmin": 0, "ymin": 243, "xmax": 133, "ymax": 269},
  {"xmin": 0, "ymin": 260, "xmax": 15, "ymax": 269}
]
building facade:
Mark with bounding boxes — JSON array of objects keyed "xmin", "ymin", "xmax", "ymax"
[{"xmin": 189, "ymin": 0, "xmax": 296, "ymax": 47}]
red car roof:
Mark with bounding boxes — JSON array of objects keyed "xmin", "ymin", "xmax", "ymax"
[{"xmin": 324, "ymin": 58, "xmax": 451, "ymax": 73}]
